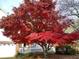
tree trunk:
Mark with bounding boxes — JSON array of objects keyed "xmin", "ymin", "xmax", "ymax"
[
  {"xmin": 23, "ymin": 43, "xmax": 26, "ymax": 47},
  {"xmin": 43, "ymin": 49, "xmax": 48, "ymax": 59},
  {"xmin": 39, "ymin": 43, "xmax": 51, "ymax": 59},
  {"xmin": 22, "ymin": 43, "xmax": 26, "ymax": 53},
  {"xmin": 42, "ymin": 46, "xmax": 48, "ymax": 59}
]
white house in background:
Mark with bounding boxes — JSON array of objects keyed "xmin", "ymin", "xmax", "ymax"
[{"xmin": 0, "ymin": 41, "xmax": 17, "ymax": 58}]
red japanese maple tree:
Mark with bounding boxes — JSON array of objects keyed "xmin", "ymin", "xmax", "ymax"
[{"xmin": 0, "ymin": 0, "xmax": 79, "ymax": 58}]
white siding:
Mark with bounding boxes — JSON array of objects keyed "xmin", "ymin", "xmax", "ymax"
[{"xmin": 0, "ymin": 44, "xmax": 16, "ymax": 58}]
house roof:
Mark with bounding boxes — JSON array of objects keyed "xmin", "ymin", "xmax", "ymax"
[{"xmin": 0, "ymin": 41, "xmax": 14, "ymax": 44}]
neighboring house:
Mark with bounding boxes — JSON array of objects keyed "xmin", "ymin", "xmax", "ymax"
[
  {"xmin": 0, "ymin": 41, "xmax": 18, "ymax": 58},
  {"xmin": 19, "ymin": 44, "xmax": 43, "ymax": 53}
]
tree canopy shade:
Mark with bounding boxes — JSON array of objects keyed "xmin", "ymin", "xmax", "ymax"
[{"xmin": 0, "ymin": 0, "xmax": 79, "ymax": 58}]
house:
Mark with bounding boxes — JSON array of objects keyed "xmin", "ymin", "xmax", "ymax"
[{"xmin": 0, "ymin": 41, "xmax": 18, "ymax": 58}]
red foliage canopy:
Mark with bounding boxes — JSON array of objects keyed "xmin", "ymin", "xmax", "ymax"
[
  {"xmin": 0, "ymin": 0, "xmax": 79, "ymax": 46},
  {"xmin": 25, "ymin": 31, "xmax": 79, "ymax": 45}
]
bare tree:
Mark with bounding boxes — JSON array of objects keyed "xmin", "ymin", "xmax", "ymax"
[
  {"xmin": 56, "ymin": 0, "xmax": 79, "ymax": 32},
  {"xmin": 57, "ymin": 0, "xmax": 79, "ymax": 18}
]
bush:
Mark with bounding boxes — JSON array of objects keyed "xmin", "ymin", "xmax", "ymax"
[{"xmin": 56, "ymin": 45, "xmax": 76, "ymax": 55}]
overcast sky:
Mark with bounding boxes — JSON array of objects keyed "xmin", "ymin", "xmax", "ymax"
[{"xmin": 0, "ymin": 0, "xmax": 23, "ymax": 41}]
